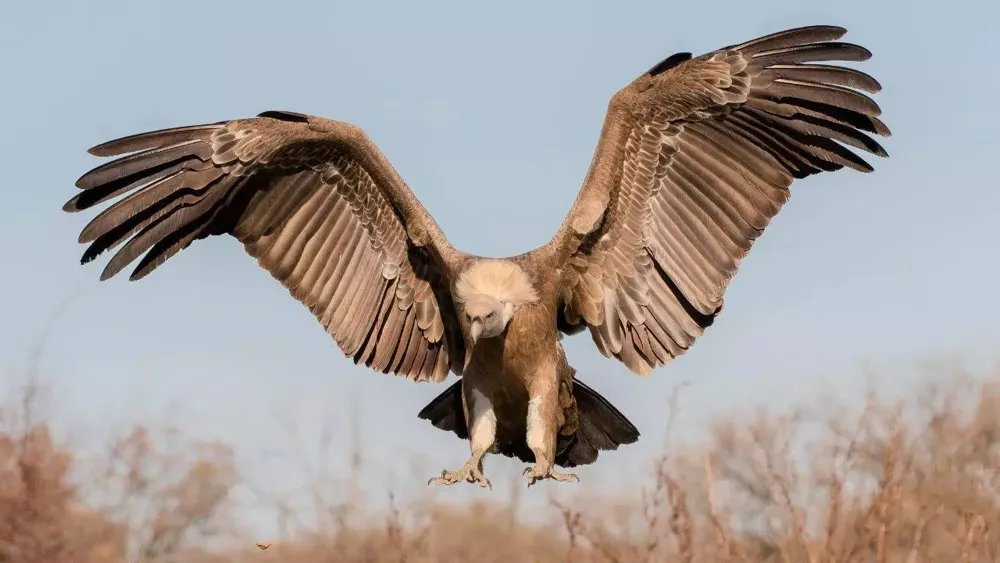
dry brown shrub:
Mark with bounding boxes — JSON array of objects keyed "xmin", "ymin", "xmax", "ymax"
[
  {"xmin": 2, "ymin": 363, "xmax": 999, "ymax": 562},
  {"xmin": 0, "ymin": 378, "xmax": 240, "ymax": 563}
]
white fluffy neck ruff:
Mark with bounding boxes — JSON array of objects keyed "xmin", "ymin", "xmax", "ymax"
[{"xmin": 455, "ymin": 260, "xmax": 539, "ymax": 306}]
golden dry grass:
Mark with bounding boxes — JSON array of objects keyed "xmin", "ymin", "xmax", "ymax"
[{"xmin": 2, "ymin": 364, "xmax": 999, "ymax": 562}]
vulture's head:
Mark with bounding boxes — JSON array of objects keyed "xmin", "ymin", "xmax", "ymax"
[
  {"xmin": 462, "ymin": 293, "xmax": 512, "ymax": 343},
  {"xmin": 455, "ymin": 260, "xmax": 539, "ymax": 348}
]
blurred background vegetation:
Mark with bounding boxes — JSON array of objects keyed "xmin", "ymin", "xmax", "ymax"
[{"xmin": 3, "ymin": 352, "xmax": 999, "ymax": 562}]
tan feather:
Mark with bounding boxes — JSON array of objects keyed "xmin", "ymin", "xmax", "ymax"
[
  {"xmin": 547, "ymin": 24, "xmax": 890, "ymax": 376},
  {"xmin": 67, "ymin": 112, "xmax": 465, "ymax": 383},
  {"xmin": 454, "ymin": 260, "xmax": 539, "ymax": 306}
]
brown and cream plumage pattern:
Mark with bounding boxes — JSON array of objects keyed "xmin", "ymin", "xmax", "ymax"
[
  {"xmin": 66, "ymin": 113, "xmax": 465, "ymax": 383},
  {"xmin": 550, "ymin": 25, "xmax": 888, "ymax": 375},
  {"xmin": 64, "ymin": 25, "xmax": 889, "ymax": 488}
]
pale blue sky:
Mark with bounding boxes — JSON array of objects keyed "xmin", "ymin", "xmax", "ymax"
[{"xmin": 1, "ymin": 0, "xmax": 997, "ymax": 538}]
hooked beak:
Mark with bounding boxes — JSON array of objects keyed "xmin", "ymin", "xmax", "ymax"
[
  {"xmin": 469, "ymin": 319, "xmax": 483, "ymax": 346},
  {"xmin": 464, "ymin": 319, "xmax": 483, "ymax": 372}
]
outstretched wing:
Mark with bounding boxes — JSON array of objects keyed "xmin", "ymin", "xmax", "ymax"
[
  {"xmin": 65, "ymin": 111, "xmax": 466, "ymax": 382},
  {"xmin": 548, "ymin": 25, "xmax": 890, "ymax": 375}
]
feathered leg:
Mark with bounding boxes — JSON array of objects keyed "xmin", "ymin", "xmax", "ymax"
[
  {"xmin": 428, "ymin": 383, "xmax": 493, "ymax": 489},
  {"xmin": 523, "ymin": 363, "xmax": 579, "ymax": 487}
]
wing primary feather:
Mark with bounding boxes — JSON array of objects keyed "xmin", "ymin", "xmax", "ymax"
[
  {"xmin": 761, "ymin": 78, "xmax": 882, "ymax": 116},
  {"xmin": 64, "ymin": 158, "xmax": 209, "ymax": 212},
  {"xmin": 777, "ymin": 112, "xmax": 887, "ymax": 156},
  {"xmin": 759, "ymin": 64, "xmax": 882, "ymax": 93},
  {"xmin": 81, "ymin": 175, "xmax": 229, "ymax": 266},
  {"xmin": 79, "ymin": 168, "xmax": 223, "ymax": 243},
  {"xmin": 728, "ymin": 25, "xmax": 847, "ymax": 54},
  {"xmin": 87, "ymin": 124, "xmax": 223, "ymax": 157},
  {"xmin": 724, "ymin": 113, "xmax": 824, "ymax": 177},
  {"xmin": 76, "ymin": 140, "xmax": 211, "ymax": 189},
  {"xmin": 129, "ymin": 182, "xmax": 241, "ymax": 281},
  {"xmin": 750, "ymin": 42, "xmax": 873, "ymax": 66},
  {"xmin": 100, "ymin": 182, "xmax": 230, "ymax": 281},
  {"xmin": 744, "ymin": 108, "xmax": 874, "ymax": 172},
  {"xmin": 745, "ymin": 97, "xmax": 891, "ymax": 137},
  {"xmin": 79, "ymin": 189, "xmax": 207, "ymax": 263}
]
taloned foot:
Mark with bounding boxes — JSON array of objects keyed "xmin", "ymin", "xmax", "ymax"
[
  {"xmin": 428, "ymin": 459, "xmax": 492, "ymax": 489},
  {"xmin": 523, "ymin": 464, "xmax": 579, "ymax": 488}
]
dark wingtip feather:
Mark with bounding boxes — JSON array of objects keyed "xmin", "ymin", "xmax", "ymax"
[
  {"xmin": 258, "ymin": 110, "xmax": 311, "ymax": 123},
  {"xmin": 63, "ymin": 195, "xmax": 84, "ymax": 213},
  {"xmin": 80, "ymin": 244, "xmax": 102, "ymax": 266},
  {"xmin": 87, "ymin": 145, "xmax": 111, "ymax": 157},
  {"xmin": 730, "ymin": 25, "xmax": 848, "ymax": 53},
  {"xmin": 815, "ymin": 24, "xmax": 848, "ymax": 35},
  {"xmin": 753, "ymin": 42, "xmax": 873, "ymax": 66},
  {"xmin": 74, "ymin": 170, "xmax": 92, "ymax": 189},
  {"xmin": 87, "ymin": 124, "xmax": 222, "ymax": 158},
  {"xmin": 871, "ymin": 116, "xmax": 891, "ymax": 137},
  {"xmin": 648, "ymin": 52, "xmax": 692, "ymax": 77},
  {"xmin": 872, "ymin": 141, "xmax": 889, "ymax": 158},
  {"xmin": 75, "ymin": 140, "xmax": 207, "ymax": 192},
  {"xmin": 785, "ymin": 24, "xmax": 848, "ymax": 37},
  {"xmin": 867, "ymin": 144, "xmax": 888, "ymax": 159},
  {"xmin": 854, "ymin": 158, "xmax": 876, "ymax": 173},
  {"xmin": 763, "ymin": 64, "xmax": 883, "ymax": 94}
]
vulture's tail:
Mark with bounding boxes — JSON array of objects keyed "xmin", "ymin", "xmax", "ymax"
[
  {"xmin": 416, "ymin": 378, "xmax": 639, "ymax": 468},
  {"xmin": 556, "ymin": 378, "xmax": 640, "ymax": 467},
  {"xmin": 417, "ymin": 380, "xmax": 469, "ymax": 441}
]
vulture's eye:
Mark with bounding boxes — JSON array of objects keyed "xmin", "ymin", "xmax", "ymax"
[{"xmin": 487, "ymin": 311, "xmax": 496, "ymax": 319}]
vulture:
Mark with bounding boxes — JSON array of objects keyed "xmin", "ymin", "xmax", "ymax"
[{"xmin": 64, "ymin": 25, "xmax": 889, "ymax": 488}]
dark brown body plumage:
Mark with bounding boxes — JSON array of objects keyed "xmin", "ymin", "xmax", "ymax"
[
  {"xmin": 63, "ymin": 25, "xmax": 889, "ymax": 486},
  {"xmin": 419, "ymin": 256, "xmax": 638, "ymax": 468}
]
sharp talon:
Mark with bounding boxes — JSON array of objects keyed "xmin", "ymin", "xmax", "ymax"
[
  {"xmin": 522, "ymin": 464, "xmax": 578, "ymax": 486},
  {"xmin": 550, "ymin": 471, "xmax": 579, "ymax": 484},
  {"xmin": 428, "ymin": 462, "xmax": 491, "ymax": 489}
]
